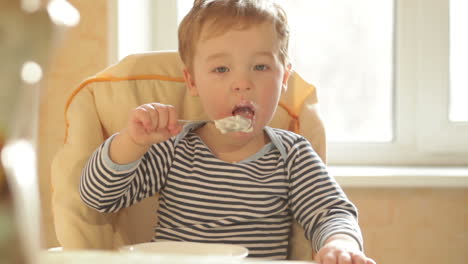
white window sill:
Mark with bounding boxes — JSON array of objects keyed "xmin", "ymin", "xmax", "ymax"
[{"xmin": 329, "ymin": 166, "xmax": 468, "ymax": 188}]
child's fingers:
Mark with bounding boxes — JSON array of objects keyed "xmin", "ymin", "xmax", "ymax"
[
  {"xmin": 350, "ymin": 252, "xmax": 367, "ymax": 264},
  {"xmin": 132, "ymin": 106, "xmax": 153, "ymax": 132},
  {"xmin": 130, "ymin": 103, "xmax": 180, "ymax": 143},
  {"xmin": 141, "ymin": 104, "xmax": 159, "ymax": 132},
  {"xmin": 337, "ymin": 251, "xmax": 352, "ymax": 264},
  {"xmin": 166, "ymin": 105, "xmax": 182, "ymax": 134},
  {"xmin": 152, "ymin": 103, "xmax": 169, "ymax": 130},
  {"xmin": 321, "ymin": 252, "xmax": 337, "ymax": 264}
]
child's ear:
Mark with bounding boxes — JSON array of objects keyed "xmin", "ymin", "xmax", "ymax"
[
  {"xmin": 183, "ymin": 68, "xmax": 198, "ymax": 96},
  {"xmin": 281, "ymin": 63, "xmax": 292, "ymax": 93}
]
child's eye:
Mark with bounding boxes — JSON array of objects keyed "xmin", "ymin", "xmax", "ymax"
[
  {"xmin": 254, "ymin": 64, "xmax": 269, "ymax": 71},
  {"xmin": 214, "ymin": 66, "xmax": 229, "ymax": 73}
]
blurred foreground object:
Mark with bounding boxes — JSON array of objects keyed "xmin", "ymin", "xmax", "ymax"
[{"xmin": 0, "ymin": 0, "xmax": 79, "ymax": 263}]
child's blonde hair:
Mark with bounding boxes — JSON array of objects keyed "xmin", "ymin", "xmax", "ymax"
[{"xmin": 178, "ymin": 0, "xmax": 290, "ymax": 71}]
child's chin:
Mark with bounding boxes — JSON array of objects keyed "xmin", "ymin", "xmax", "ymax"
[
  {"xmin": 227, "ymin": 131, "xmax": 250, "ymax": 137},
  {"xmin": 228, "ymin": 127, "xmax": 258, "ymax": 138}
]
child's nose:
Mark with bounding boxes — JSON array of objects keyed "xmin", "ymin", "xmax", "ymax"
[
  {"xmin": 232, "ymin": 85, "xmax": 251, "ymax": 92},
  {"xmin": 232, "ymin": 78, "xmax": 253, "ymax": 92}
]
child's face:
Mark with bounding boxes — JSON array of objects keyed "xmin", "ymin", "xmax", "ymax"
[{"xmin": 184, "ymin": 21, "xmax": 290, "ymax": 138}]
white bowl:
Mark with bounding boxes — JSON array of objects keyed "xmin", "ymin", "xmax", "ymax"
[{"xmin": 120, "ymin": 241, "xmax": 248, "ymax": 258}]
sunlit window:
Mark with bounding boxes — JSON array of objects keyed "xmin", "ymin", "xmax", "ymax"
[
  {"xmin": 449, "ymin": 0, "xmax": 468, "ymax": 122},
  {"xmin": 277, "ymin": 1, "xmax": 393, "ymax": 142},
  {"xmin": 177, "ymin": 0, "xmax": 192, "ymax": 24},
  {"xmin": 117, "ymin": 0, "xmax": 152, "ymax": 59}
]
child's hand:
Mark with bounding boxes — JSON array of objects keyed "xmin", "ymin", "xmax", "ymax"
[
  {"xmin": 314, "ymin": 234, "xmax": 376, "ymax": 264},
  {"xmin": 125, "ymin": 103, "xmax": 182, "ymax": 147}
]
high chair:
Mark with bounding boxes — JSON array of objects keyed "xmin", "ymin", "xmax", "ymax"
[{"xmin": 50, "ymin": 50, "xmax": 326, "ymax": 261}]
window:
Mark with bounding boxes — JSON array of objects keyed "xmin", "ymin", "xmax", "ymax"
[
  {"xmin": 276, "ymin": 0, "xmax": 394, "ymax": 143},
  {"xmin": 116, "ymin": 0, "xmax": 191, "ymax": 59},
  {"xmin": 116, "ymin": 0, "xmax": 151, "ymax": 59},
  {"xmin": 115, "ymin": 0, "xmax": 468, "ymax": 166},
  {"xmin": 450, "ymin": 0, "xmax": 468, "ymax": 122}
]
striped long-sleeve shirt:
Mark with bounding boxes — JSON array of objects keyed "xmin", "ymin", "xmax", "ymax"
[{"xmin": 80, "ymin": 123, "xmax": 363, "ymax": 259}]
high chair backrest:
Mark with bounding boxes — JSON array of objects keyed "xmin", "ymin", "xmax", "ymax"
[{"xmin": 51, "ymin": 51, "xmax": 326, "ymax": 261}]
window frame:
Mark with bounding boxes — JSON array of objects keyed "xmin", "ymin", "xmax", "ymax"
[
  {"xmin": 415, "ymin": 0, "xmax": 468, "ymax": 154},
  {"xmin": 330, "ymin": 0, "xmax": 468, "ymax": 166}
]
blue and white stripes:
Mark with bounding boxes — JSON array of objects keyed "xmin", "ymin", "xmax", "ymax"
[{"xmin": 80, "ymin": 126, "xmax": 362, "ymax": 259}]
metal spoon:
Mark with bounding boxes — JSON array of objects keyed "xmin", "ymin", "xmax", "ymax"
[{"xmin": 179, "ymin": 115, "xmax": 252, "ymax": 134}]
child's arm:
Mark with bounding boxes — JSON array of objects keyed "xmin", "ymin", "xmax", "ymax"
[
  {"xmin": 287, "ymin": 137, "xmax": 374, "ymax": 263},
  {"xmin": 79, "ymin": 103, "xmax": 182, "ymax": 213}
]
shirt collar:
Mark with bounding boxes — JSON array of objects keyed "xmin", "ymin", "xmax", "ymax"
[{"xmin": 174, "ymin": 122, "xmax": 287, "ymax": 161}]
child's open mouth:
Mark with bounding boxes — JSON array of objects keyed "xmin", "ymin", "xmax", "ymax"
[{"xmin": 231, "ymin": 103, "xmax": 255, "ymax": 120}]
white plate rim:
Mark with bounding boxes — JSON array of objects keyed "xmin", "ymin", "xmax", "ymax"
[{"xmin": 119, "ymin": 241, "xmax": 249, "ymax": 258}]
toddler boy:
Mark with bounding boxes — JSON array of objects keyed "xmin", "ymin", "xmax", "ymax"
[{"xmin": 80, "ymin": 1, "xmax": 375, "ymax": 263}]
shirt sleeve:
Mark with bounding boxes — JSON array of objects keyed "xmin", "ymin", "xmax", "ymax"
[
  {"xmin": 286, "ymin": 137, "xmax": 363, "ymax": 253},
  {"xmin": 79, "ymin": 133, "xmax": 176, "ymax": 213}
]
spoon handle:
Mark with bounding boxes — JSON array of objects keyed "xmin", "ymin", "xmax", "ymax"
[{"xmin": 178, "ymin": 119, "xmax": 210, "ymax": 124}]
